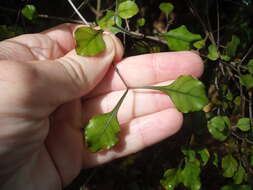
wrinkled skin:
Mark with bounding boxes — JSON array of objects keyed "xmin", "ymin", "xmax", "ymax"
[{"xmin": 0, "ymin": 24, "xmax": 203, "ymax": 189}]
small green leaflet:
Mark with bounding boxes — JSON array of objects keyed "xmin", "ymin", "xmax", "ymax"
[
  {"xmin": 160, "ymin": 169, "xmax": 180, "ymax": 190},
  {"xmin": 118, "ymin": 1, "xmax": 139, "ymax": 19},
  {"xmin": 197, "ymin": 148, "xmax": 210, "ymax": 166},
  {"xmin": 147, "ymin": 75, "xmax": 208, "ymax": 113},
  {"xmin": 137, "ymin": 18, "xmax": 145, "ymax": 27},
  {"xmin": 207, "ymin": 116, "xmax": 230, "ymax": 141},
  {"xmin": 159, "ymin": 2, "xmax": 174, "ymax": 15},
  {"xmin": 181, "ymin": 160, "xmax": 201, "ymax": 190},
  {"xmin": 236, "ymin": 118, "xmax": 251, "ymax": 132},
  {"xmin": 212, "ymin": 152, "xmax": 219, "ymax": 167},
  {"xmin": 207, "ymin": 44, "xmax": 219, "ymax": 61},
  {"xmin": 193, "ymin": 40, "xmax": 206, "ymax": 50},
  {"xmin": 222, "ymin": 154, "xmax": 238, "ymax": 178},
  {"xmin": 161, "ymin": 25, "xmax": 202, "ymax": 51},
  {"xmin": 239, "ymin": 74, "xmax": 253, "ymax": 89},
  {"xmin": 233, "ymin": 164, "xmax": 246, "ymax": 184},
  {"xmin": 74, "ymin": 27, "xmax": 106, "ymax": 56},
  {"xmin": 247, "ymin": 59, "xmax": 253, "ymax": 74},
  {"xmin": 84, "ymin": 111, "xmax": 120, "ymax": 152},
  {"xmin": 98, "ymin": 10, "xmax": 116, "ymax": 29},
  {"xmin": 84, "ymin": 90, "xmax": 128, "ymax": 152},
  {"xmin": 225, "ymin": 35, "xmax": 240, "ymax": 58},
  {"xmin": 221, "ymin": 184, "xmax": 252, "ymax": 190},
  {"xmin": 21, "ymin": 5, "xmax": 37, "ymax": 20}
]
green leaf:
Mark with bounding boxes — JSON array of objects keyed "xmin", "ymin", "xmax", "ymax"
[
  {"xmin": 98, "ymin": 10, "xmax": 116, "ymax": 30},
  {"xmin": 225, "ymin": 35, "xmax": 240, "ymax": 58},
  {"xmin": 159, "ymin": 2, "xmax": 174, "ymax": 15},
  {"xmin": 239, "ymin": 74, "xmax": 253, "ymax": 89},
  {"xmin": 74, "ymin": 27, "xmax": 106, "ymax": 56},
  {"xmin": 212, "ymin": 152, "xmax": 219, "ymax": 167},
  {"xmin": 160, "ymin": 169, "xmax": 180, "ymax": 190},
  {"xmin": 84, "ymin": 111, "xmax": 120, "ymax": 152},
  {"xmin": 247, "ymin": 59, "xmax": 253, "ymax": 74},
  {"xmin": 161, "ymin": 25, "xmax": 202, "ymax": 51},
  {"xmin": 221, "ymin": 184, "xmax": 252, "ymax": 190},
  {"xmin": 222, "ymin": 154, "xmax": 238, "ymax": 178},
  {"xmin": 237, "ymin": 118, "xmax": 251, "ymax": 132},
  {"xmin": 182, "ymin": 148, "xmax": 196, "ymax": 162},
  {"xmin": 207, "ymin": 44, "xmax": 219, "ymax": 61},
  {"xmin": 22, "ymin": 4, "xmax": 37, "ymax": 20},
  {"xmin": 197, "ymin": 148, "xmax": 210, "ymax": 166},
  {"xmin": 149, "ymin": 75, "xmax": 208, "ymax": 113},
  {"xmin": 118, "ymin": 1, "xmax": 139, "ymax": 19},
  {"xmin": 208, "ymin": 116, "xmax": 230, "ymax": 141},
  {"xmin": 193, "ymin": 40, "xmax": 206, "ymax": 50},
  {"xmin": 137, "ymin": 18, "xmax": 145, "ymax": 27},
  {"xmin": 221, "ymin": 55, "xmax": 231, "ymax": 62},
  {"xmin": 233, "ymin": 164, "xmax": 246, "ymax": 184},
  {"xmin": 181, "ymin": 160, "xmax": 201, "ymax": 190}
]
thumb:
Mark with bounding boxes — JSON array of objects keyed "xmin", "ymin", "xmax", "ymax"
[{"xmin": 31, "ymin": 33, "xmax": 123, "ymax": 105}]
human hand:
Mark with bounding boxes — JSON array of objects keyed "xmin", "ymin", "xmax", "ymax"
[{"xmin": 0, "ymin": 24, "xmax": 203, "ymax": 189}]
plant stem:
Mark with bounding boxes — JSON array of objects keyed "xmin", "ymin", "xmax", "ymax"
[
  {"xmin": 113, "ymin": 89, "xmax": 129, "ymax": 113},
  {"xmin": 67, "ymin": 0, "xmax": 90, "ymax": 26},
  {"xmin": 113, "ymin": 63, "xmax": 129, "ymax": 89}
]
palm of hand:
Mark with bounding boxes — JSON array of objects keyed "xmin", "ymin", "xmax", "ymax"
[{"xmin": 0, "ymin": 24, "xmax": 203, "ymax": 189}]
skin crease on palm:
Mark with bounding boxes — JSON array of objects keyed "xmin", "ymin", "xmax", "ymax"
[{"xmin": 0, "ymin": 23, "xmax": 203, "ymax": 189}]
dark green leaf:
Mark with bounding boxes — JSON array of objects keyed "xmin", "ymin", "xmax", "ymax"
[
  {"xmin": 181, "ymin": 160, "xmax": 201, "ymax": 190},
  {"xmin": 182, "ymin": 148, "xmax": 196, "ymax": 162},
  {"xmin": 118, "ymin": 1, "xmax": 139, "ymax": 19},
  {"xmin": 74, "ymin": 27, "xmax": 106, "ymax": 56},
  {"xmin": 149, "ymin": 75, "xmax": 208, "ymax": 113},
  {"xmin": 212, "ymin": 152, "xmax": 219, "ymax": 167},
  {"xmin": 239, "ymin": 74, "xmax": 253, "ymax": 89},
  {"xmin": 160, "ymin": 169, "xmax": 180, "ymax": 190},
  {"xmin": 0, "ymin": 25, "xmax": 23, "ymax": 40},
  {"xmin": 225, "ymin": 35, "xmax": 240, "ymax": 58},
  {"xmin": 221, "ymin": 184, "xmax": 252, "ymax": 190},
  {"xmin": 222, "ymin": 154, "xmax": 238, "ymax": 178},
  {"xmin": 208, "ymin": 116, "xmax": 230, "ymax": 141},
  {"xmin": 21, "ymin": 5, "xmax": 37, "ymax": 20},
  {"xmin": 246, "ymin": 59, "xmax": 253, "ymax": 74},
  {"xmin": 233, "ymin": 164, "xmax": 246, "ymax": 184},
  {"xmin": 159, "ymin": 2, "xmax": 174, "ymax": 15},
  {"xmin": 161, "ymin": 25, "xmax": 202, "ymax": 51},
  {"xmin": 237, "ymin": 118, "xmax": 251, "ymax": 132},
  {"xmin": 197, "ymin": 148, "xmax": 210, "ymax": 166},
  {"xmin": 207, "ymin": 44, "xmax": 219, "ymax": 61},
  {"xmin": 84, "ymin": 111, "xmax": 120, "ymax": 152}
]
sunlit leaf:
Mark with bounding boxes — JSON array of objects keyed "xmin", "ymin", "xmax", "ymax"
[
  {"xmin": 237, "ymin": 118, "xmax": 251, "ymax": 132},
  {"xmin": 159, "ymin": 2, "xmax": 174, "ymax": 15},
  {"xmin": 197, "ymin": 148, "xmax": 210, "ymax": 166},
  {"xmin": 181, "ymin": 160, "xmax": 201, "ymax": 190},
  {"xmin": 222, "ymin": 154, "xmax": 238, "ymax": 178},
  {"xmin": 160, "ymin": 169, "xmax": 180, "ymax": 190},
  {"xmin": 21, "ymin": 4, "xmax": 37, "ymax": 20},
  {"xmin": 148, "ymin": 75, "xmax": 208, "ymax": 113},
  {"xmin": 225, "ymin": 35, "xmax": 240, "ymax": 58},
  {"xmin": 207, "ymin": 44, "xmax": 219, "ymax": 61},
  {"xmin": 239, "ymin": 74, "xmax": 253, "ymax": 89},
  {"xmin": 118, "ymin": 1, "xmax": 139, "ymax": 19},
  {"xmin": 193, "ymin": 40, "xmax": 206, "ymax": 50},
  {"xmin": 74, "ymin": 27, "xmax": 105, "ymax": 56},
  {"xmin": 84, "ymin": 110, "xmax": 120, "ymax": 152},
  {"xmin": 233, "ymin": 164, "xmax": 246, "ymax": 184},
  {"xmin": 161, "ymin": 25, "xmax": 202, "ymax": 51},
  {"xmin": 221, "ymin": 184, "xmax": 252, "ymax": 190},
  {"xmin": 246, "ymin": 59, "xmax": 253, "ymax": 74},
  {"xmin": 207, "ymin": 116, "xmax": 230, "ymax": 141}
]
